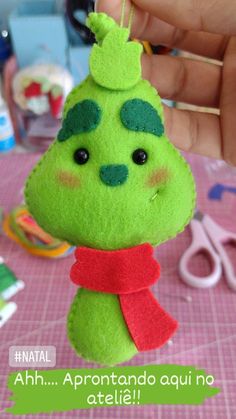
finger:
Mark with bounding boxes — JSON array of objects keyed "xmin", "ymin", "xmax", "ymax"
[
  {"xmin": 142, "ymin": 54, "xmax": 221, "ymax": 108},
  {"xmin": 96, "ymin": 0, "xmax": 229, "ymax": 60},
  {"xmin": 220, "ymin": 37, "xmax": 236, "ymax": 166},
  {"xmin": 132, "ymin": 0, "xmax": 236, "ymax": 36},
  {"xmin": 163, "ymin": 105, "xmax": 222, "ymax": 160}
]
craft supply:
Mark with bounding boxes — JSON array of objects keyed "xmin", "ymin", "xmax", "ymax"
[
  {"xmin": 208, "ymin": 183, "xmax": 236, "ymax": 201},
  {"xmin": 137, "ymin": 41, "xmax": 173, "ymax": 56},
  {"xmin": 0, "ymin": 256, "xmax": 25, "ymax": 300},
  {"xmin": 0, "ymin": 297, "xmax": 17, "ymax": 328},
  {"xmin": 179, "ymin": 211, "xmax": 236, "ymax": 291},
  {"xmin": 0, "ymin": 89, "xmax": 15, "ymax": 153},
  {"xmin": 159, "ymin": 291, "xmax": 192, "ymax": 303},
  {"xmin": 12, "ymin": 64, "xmax": 74, "ymax": 118},
  {"xmin": 3, "ymin": 205, "xmax": 74, "ymax": 258},
  {"xmin": 24, "ymin": 11, "xmax": 196, "ymax": 365}
]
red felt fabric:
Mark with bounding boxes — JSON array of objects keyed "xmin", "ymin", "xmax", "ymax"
[
  {"xmin": 24, "ymin": 82, "xmax": 42, "ymax": 98},
  {"xmin": 49, "ymin": 93, "xmax": 63, "ymax": 118},
  {"xmin": 70, "ymin": 244, "xmax": 178, "ymax": 352},
  {"xmin": 119, "ymin": 290, "xmax": 178, "ymax": 351},
  {"xmin": 71, "ymin": 244, "xmax": 160, "ymax": 293}
]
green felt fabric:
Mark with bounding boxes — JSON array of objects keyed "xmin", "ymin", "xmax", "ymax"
[
  {"xmin": 100, "ymin": 164, "xmax": 128, "ymax": 186},
  {"xmin": 25, "ymin": 75, "xmax": 195, "ymax": 250},
  {"xmin": 121, "ymin": 99, "xmax": 164, "ymax": 137},
  {"xmin": 89, "ymin": 26, "xmax": 143, "ymax": 91},
  {"xmin": 58, "ymin": 100, "xmax": 101, "ymax": 142},
  {"xmin": 25, "ymin": 12, "xmax": 196, "ymax": 366},
  {"xmin": 86, "ymin": 12, "xmax": 117, "ymax": 45},
  {"xmin": 67, "ymin": 288, "xmax": 137, "ymax": 366}
]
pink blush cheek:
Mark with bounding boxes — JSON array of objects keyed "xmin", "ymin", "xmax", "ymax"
[
  {"xmin": 56, "ymin": 170, "xmax": 81, "ymax": 189},
  {"xmin": 146, "ymin": 168, "xmax": 170, "ymax": 188}
]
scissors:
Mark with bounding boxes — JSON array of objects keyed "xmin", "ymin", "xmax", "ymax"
[{"xmin": 179, "ymin": 211, "xmax": 236, "ymax": 291}]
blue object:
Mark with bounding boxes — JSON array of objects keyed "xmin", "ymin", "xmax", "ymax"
[
  {"xmin": 68, "ymin": 45, "xmax": 91, "ymax": 84},
  {"xmin": 9, "ymin": 0, "xmax": 69, "ymax": 68},
  {"xmin": 0, "ymin": 102, "xmax": 15, "ymax": 153},
  {"xmin": 0, "ymin": 116, "xmax": 7, "ymax": 126},
  {"xmin": 0, "ymin": 135, "xmax": 15, "ymax": 152},
  {"xmin": 208, "ymin": 183, "xmax": 236, "ymax": 201},
  {"xmin": 0, "ymin": 30, "xmax": 12, "ymax": 63}
]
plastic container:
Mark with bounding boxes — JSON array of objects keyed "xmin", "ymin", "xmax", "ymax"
[
  {"xmin": 0, "ymin": 92, "xmax": 15, "ymax": 153},
  {"xmin": 9, "ymin": 0, "xmax": 68, "ymax": 68},
  {"xmin": 68, "ymin": 45, "xmax": 91, "ymax": 85}
]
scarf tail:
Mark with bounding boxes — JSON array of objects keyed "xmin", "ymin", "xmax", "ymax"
[{"xmin": 119, "ymin": 289, "xmax": 178, "ymax": 351}]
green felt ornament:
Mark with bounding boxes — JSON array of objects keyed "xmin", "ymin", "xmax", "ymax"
[{"xmin": 25, "ymin": 12, "xmax": 196, "ymax": 366}]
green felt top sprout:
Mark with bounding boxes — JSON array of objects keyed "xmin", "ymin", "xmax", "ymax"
[
  {"xmin": 25, "ymin": 13, "xmax": 196, "ymax": 366},
  {"xmin": 87, "ymin": 13, "xmax": 143, "ymax": 90}
]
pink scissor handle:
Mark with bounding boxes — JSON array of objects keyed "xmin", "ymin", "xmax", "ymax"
[
  {"xmin": 203, "ymin": 215, "xmax": 236, "ymax": 291},
  {"xmin": 179, "ymin": 218, "xmax": 222, "ymax": 288}
]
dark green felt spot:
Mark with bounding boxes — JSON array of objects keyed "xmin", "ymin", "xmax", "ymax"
[
  {"xmin": 120, "ymin": 99, "xmax": 164, "ymax": 137},
  {"xmin": 100, "ymin": 165, "xmax": 128, "ymax": 187},
  {"xmin": 58, "ymin": 100, "xmax": 101, "ymax": 142}
]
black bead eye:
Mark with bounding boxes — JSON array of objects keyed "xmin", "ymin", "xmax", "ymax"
[
  {"xmin": 132, "ymin": 149, "xmax": 148, "ymax": 165},
  {"xmin": 74, "ymin": 148, "xmax": 89, "ymax": 165}
]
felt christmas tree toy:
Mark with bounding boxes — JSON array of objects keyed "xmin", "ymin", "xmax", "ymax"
[
  {"xmin": 25, "ymin": 12, "xmax": 196, "ymax": 365},
  {"xmin": 23, "ymin": 78, "xmax": 64, "ymax": 119}
]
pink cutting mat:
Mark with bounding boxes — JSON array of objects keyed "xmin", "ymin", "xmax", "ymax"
[{"xmin": 0, "ymin": 152, "xmax": 236, "ymax": 419}]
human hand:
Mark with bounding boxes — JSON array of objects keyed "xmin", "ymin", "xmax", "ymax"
[{"xmin": 96, "ymin": 0, "xmax": 236, "ymax": 165}]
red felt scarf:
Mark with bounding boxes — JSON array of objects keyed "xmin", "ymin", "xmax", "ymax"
[{"xmin": 70, "ymin": 244, "xmax": 178, "ymax": 351}]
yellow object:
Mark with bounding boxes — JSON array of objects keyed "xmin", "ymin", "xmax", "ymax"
[{"xmin": 3, "ymin": 206, "xmax": 73, "ymax": 258}]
